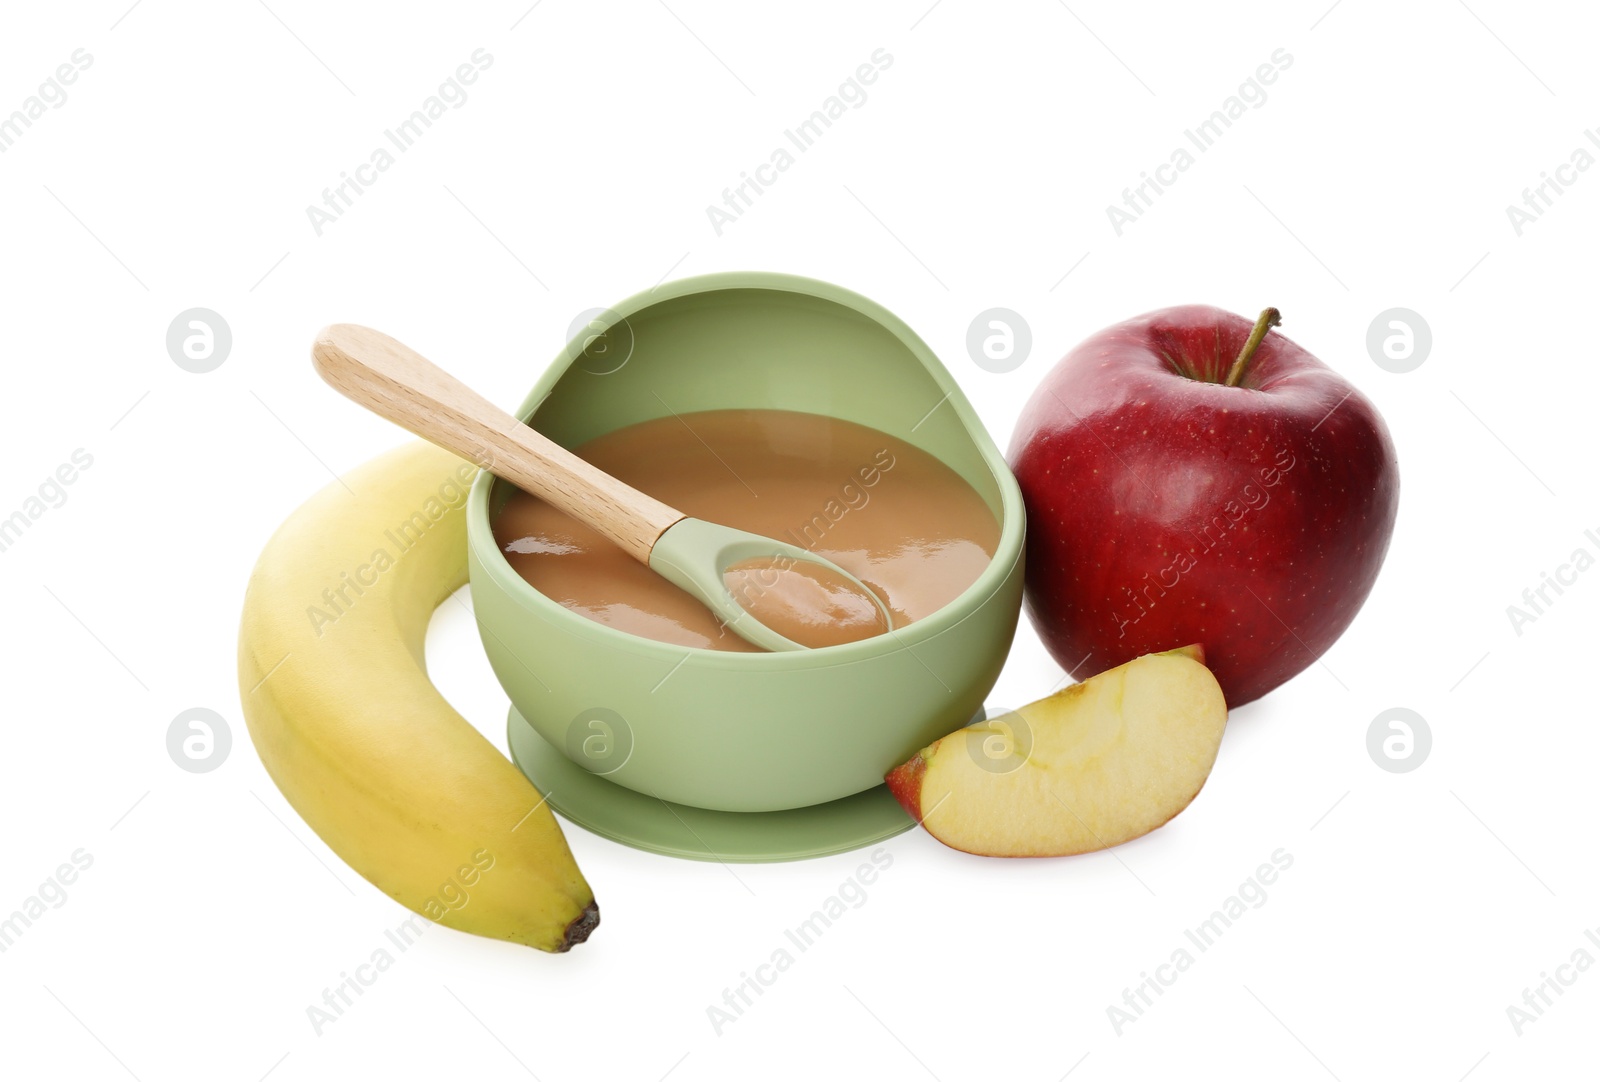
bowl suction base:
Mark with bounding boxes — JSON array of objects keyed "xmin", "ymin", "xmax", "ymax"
[{"xmin": 507, "ymin": 705, "xmax": 926, "ymax": 863}]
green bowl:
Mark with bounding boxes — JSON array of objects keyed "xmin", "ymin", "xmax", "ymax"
[{"xmin": 467, "ymin": 272, "xmax": 1024, "ymax": 813}]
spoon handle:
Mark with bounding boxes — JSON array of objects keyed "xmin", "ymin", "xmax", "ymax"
[{"xmin": 311, "ymin": 323, "xmax": 683, "ymax": 563}]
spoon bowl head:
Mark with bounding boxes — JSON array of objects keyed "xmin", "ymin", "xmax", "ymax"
[{"xmin": 648, "ymin": 517, "xmax": 895, "ymax": 652}]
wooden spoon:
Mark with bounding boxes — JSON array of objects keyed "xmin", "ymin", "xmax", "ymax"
[{"xmin": 310, "ymin": 324, "xmax": 893, "ymax": 651}]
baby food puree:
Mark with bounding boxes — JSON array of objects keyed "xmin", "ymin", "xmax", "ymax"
[{"xmin": 494, "ymin": 409, "xmax": 999, "ymax": 652}]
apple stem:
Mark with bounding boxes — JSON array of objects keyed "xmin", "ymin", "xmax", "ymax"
[{"xmin": 1223, "ymin": 307, "xmax": 1282, "ymax": 387}]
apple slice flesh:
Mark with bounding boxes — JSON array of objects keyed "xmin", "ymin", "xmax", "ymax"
[{"xmin": 885, "ymin": 645, "xmax": 1226, "ymax": 857}]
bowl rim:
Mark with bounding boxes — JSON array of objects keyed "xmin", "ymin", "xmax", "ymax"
[{"xmin": 466, "ymin": 270, "xmax": 1026, "ymax": 671}]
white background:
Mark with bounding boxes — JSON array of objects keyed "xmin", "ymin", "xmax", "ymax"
[{"xmin": 1, "ymin": 0, "xmax": 1595, "ymax": 1078}]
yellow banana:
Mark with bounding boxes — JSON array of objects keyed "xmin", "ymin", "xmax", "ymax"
[{"xmin": 238, "ymin": 441, "xmax": 598, "ymax": 951}]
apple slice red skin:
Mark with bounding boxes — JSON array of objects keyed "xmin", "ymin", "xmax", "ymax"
[
  {"xmin": 1008, "ymin": 305, "xmax": 1398, "ymax": 708},
  {"xmin": 885, "ymin": 754, "xmax": 927, "ymax": 821}
]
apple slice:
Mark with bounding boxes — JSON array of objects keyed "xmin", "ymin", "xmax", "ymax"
[{"xmin": 885, "ymin": 645, "xmax": 1226, "ymax": 857}]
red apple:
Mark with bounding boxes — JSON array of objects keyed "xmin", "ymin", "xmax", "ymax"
[{"xmin": 1008, "ymin": 306, "xmax": 1398, "ymax": 707}]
